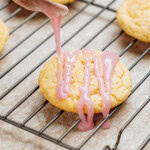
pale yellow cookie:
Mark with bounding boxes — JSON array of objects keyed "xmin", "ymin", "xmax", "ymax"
[
  {"xmin": 117, "ymin": 0, "xmax": 150, "ymax": 43},
  {"xmin": 39, "ymin": 51, "xmax": 132, "ymax": 114},
  {"xmin": 0, "ymin": 20, "xmax": 9, "ymax": 53},
  {"xmin": 51, "ymin": 0, "xmax": 75, "ymax": 4}
]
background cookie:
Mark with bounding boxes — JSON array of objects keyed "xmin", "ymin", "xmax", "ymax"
[
  {"xmin": 39, "ymin": 51, "xmax": 132, "ymax": 114},
  {"xmin": 51, "ymin": 0, "xmax": 75, "ymax": 4},
  {"xmin": 117, "ymin": 0, "xmax": 150, "ymax": 43},
  {"xmin": 0, "ymin": 20, "xmax": 9, "ymax": 53}
]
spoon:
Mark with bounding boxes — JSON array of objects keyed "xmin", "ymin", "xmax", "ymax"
[{"xmin": 13, "ymin": 0, "xmax": 68, "ymax": 17}]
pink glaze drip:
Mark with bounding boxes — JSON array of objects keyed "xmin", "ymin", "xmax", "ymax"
[
  {"xmin": 38, "ymin": 1, "xmax": 94, "ymax": 130},
  {"xmin": 38, "ymin": 1, "xmax": 78, "ymax": 99},
  {"xmin": 77, "ymin": 49, "xmax": 94, "ymax": 131},
  {"xmin": 36, "ymin": 0, "xmax": 119, "ymax": 131},
  {"xmin": 51, "ymin": 16, "xmax": 62, "ymax": 56},
  {"xmin": 93, "ymin": 51, "xmax": 119, "ymax": 129},
  {"xmin": 57, "ymin": 50, "xmax": 79, "ymax": 99},
  {"xmin": 36, "ymin": 0, "xmax": 67, "ymax": 56}
]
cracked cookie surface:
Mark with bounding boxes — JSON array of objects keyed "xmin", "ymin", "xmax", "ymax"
[
  {"xmin": 39, "ymin": 51, "xmax": 132, "ymax": 114},
  {"xmin": 117, "ymin": 0, "xmax": 150, "ymax": 43}
]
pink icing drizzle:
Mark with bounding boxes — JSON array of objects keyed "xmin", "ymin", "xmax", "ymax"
[
  {"xmin": 57, "ymin": 50, "xmax": 79, "ymax": 99},
  {"xmin": 38, "ymin": 1, "xmax": 120, "ymax": 130},
  {"xmin": 48, "ymin": 15, "xmax": 119, "ymax": 130},
  {"xmin": 41, "ymin": 4, "xmax": 80, "ymax": 100},
  {"xmin": 41, "ymin": 7, "xmax": 78, "ymax": 99},
  {"xmin": 93, "ymin": 51, "xmax": 119, "ymax": 129},
  {"xmin": 51, "ymin": 16, "xmax": 62, "ymax": 56},
  {"xmin": 77, "ymin": 49, "xmax": 94, "ymax": 131},
  {"xmin": 36, "ymin": 0, "xmax": 66, "ymax": 56}
]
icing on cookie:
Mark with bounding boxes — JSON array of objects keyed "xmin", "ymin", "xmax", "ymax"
[
  {"xmin": 57, "ymin": 50, "xmax": 79, "ymax": 99},
  {"xmin": 15, "ymin": 0, "xmax": 121, "ymax": 131},
  {"xmin": 77, "ymin": 49, "xmax": 94, "ymax": 131},
  {"xmin": 93, "ymin": 51, "xmax": 119, "ymax": 129},
  {"xmin": 50, "ymin": 15, "xmax": 119, "ymax": 130},
  {"xmin": 35, "ymin": 0, "xmax": 119, "ymax": 131}
]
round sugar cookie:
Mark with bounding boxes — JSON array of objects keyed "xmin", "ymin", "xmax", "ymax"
[
  {"xmin": 51, "ymin": 0, "xmax": 75, "ymax": 4},
  {"xmin": 0, "ymin": 20, "xmax": 9, "ymax": 53},
  {"xmin": 39, "ymin": 50, "xmax": 132, "ymax": 114},
  {"xmin": 117, "ymin": 0, "xmax": 150, "ymax": 43}
]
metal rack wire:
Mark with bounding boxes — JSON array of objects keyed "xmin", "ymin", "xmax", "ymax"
[{"xmin": 0, "ymin": 0, "xmax": 149, "ymax": 150}]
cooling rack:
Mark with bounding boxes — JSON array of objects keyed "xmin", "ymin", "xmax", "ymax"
[{"xmin": 0, "ymin": 0, "xmax": 150, "ymax": 149}]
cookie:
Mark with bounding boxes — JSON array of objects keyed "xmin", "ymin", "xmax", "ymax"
[
  {"xmin": 39, "ymin": 50, "xmax": 132, "ymax": 114},
  {"xmin": 117, "ymin": 0, "xmax": 150, "ymax": 43},
  {"xmin": 0, "ymin": 20, "xmax": 9, "ymax": 53},
  {"xmin": 51, "ymin": 0, "xmax": 75, "ymax": 4}
]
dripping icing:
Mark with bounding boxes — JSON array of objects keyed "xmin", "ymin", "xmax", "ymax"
[
  {"xmin": 77, "ymin": 49, "xmax": 94, "ymax": 131},
  {"xmin": 93, "ymin": 51, "xmax": 119, "ymax": 129},
  {"xmin": 51, "ymin": 16, "xmax": 62, "ymax": 56},
  {"xmin": 40, "ymin": 3, "xmax": 120, "ymax": 130}
]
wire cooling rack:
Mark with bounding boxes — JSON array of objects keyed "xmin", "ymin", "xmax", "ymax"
[{"xmin": 0, "ymin": 0, "xmax": 150, "ymax": 149}]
